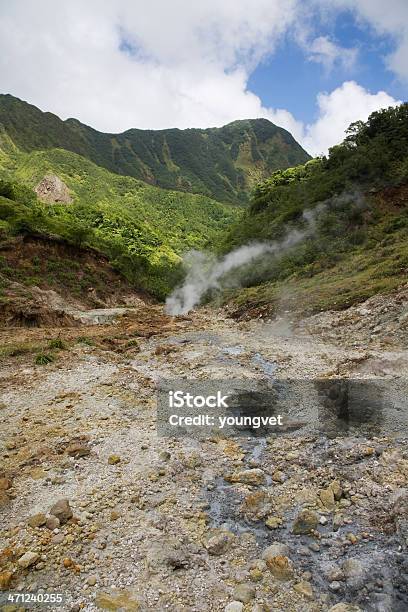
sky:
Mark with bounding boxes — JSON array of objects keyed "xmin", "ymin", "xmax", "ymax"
[{"xmin": 0, "ymin": 0, "xmax": 407, "ymax": 156}]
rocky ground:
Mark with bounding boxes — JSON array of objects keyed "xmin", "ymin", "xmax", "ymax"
[
  {"xmin": 0, "ymin": 293, "xmax": 408, "ymax": 612},
  {"xmin": 300, "ymin": 283, "xmax": 408, "ymax": 350}
]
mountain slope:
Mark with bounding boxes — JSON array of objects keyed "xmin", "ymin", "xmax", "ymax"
[
  {"xmin": 0, "ymin": 135, "xmax": 238, "ymax": 298},
  {"xmin": 0, "ymin": 94, "xmax": 310, "ymax": 204},
  {"xmin": 218, "ymin": 104, "xmax": 408, "ymax": 317}
]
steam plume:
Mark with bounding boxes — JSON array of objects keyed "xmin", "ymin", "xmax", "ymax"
[
  {"xmin": 165, "ymin": 193, "xmax": 363, "ymax": 315},
  {"xmin": 165, "ymin": 230, "xmax": 305, "ymax": 316}
]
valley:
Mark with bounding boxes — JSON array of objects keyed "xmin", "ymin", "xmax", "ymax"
[
  {"xmin": 0, "ymin": 99, "xmax": 407, "ymax": 612},
  {"xmin": 0, "ymin": 291, "xmax": 407, "ymax": 611}
]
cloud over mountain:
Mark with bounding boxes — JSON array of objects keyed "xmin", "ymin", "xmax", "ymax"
[{"xmin": 0, "ymin": 0, "xmax": 403, "ymax": 154}]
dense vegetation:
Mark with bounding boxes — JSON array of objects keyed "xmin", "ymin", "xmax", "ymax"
[
  {"xmin": 0, "ymin": 95, "xmax": 310, "ymax": 204},
  {"xmin": 221, "ymin": 104, "xmax": 408, "ymax": 315},
  {"xmin": 0, "ymin": 135, "xmax": 238, "ymax": 298},
  {"xmin": 1, "ymin": 100, "xmax": 407, "ymax": 314}
]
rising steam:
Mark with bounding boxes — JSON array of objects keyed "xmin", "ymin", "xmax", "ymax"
[
  {"xmin": 165, "ymin": 233, "xmax": 303, "ymax": 315},
  {"xmin": 165, "ymin": 193, "xmax": 362, "ymax": 315}
]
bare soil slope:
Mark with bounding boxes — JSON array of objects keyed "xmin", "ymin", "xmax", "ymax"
[{"xmin": 0, "ymin": 235, "xmax": 150, "ymax": 328}]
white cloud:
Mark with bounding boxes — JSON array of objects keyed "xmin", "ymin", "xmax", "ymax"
[
  {"xmin": 0, "ymin": 0, "xmax": 298, "ymax": 131},
  {"xmin": 352, "ymin": 0, "xmax": 408, "ymax": 82},
  {"xmin": 268, "ymin": 81, "xmax": 400, "ymax": 156},
  {"xmin": 306, "ymin": 36, "xmax": 357, "ymax": 71},
  {"xmin": 291, "ymin": 15, "xmax": 358, "ymax": 73},
  {"xmin": 314, "ymin": 0, "xmax": 408, "ymax": 81},
  {"xmin": 0, "ymin": 0, "xmax": 402, "ymax": 158}
]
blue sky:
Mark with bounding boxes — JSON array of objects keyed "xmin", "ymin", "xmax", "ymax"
[
  {"xmin": 248, "ymin": 10, "xmax": 406, "ymax": 125},
  {"xmin": 0, "ymin": 1, "xmax": 407, "ymax": 155}
]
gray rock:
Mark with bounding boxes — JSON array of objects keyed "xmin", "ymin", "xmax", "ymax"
[
  {"xmin": 320, "ymin": 487, "xmax": 335, "ymax": 510},
  {"xmin": 233, "ymin": 583, "xmax": 255, "ymax": 603},
  {"xmin": 292, "ymin": 509, "xmax": 318, "ymax": 534},
  {"xmin": 250, "ymin": 605, "xmax": 266, "ymax": 612},
  {"xmin": 28, "ymin": 513, "xmax": 46, "ymax": 528},
  {"xmin": 333, "ymin": 514, "xmax": 343, "ymax": 531},
  {"xmin": 51, "ymin": 534, "xmax": 64, "ymax": 545},
  {"xmin": 159, "ymin": 451, "xmax": 171, "ymax": 462},
  {"xmin": 204, "ymin": 530, "xmax": 234, "ymax": 555},
  {"xmin": 46, "ymin": 516, "xmax": 60, "ymax": 531},
  {"xmin": 146, "ymin": 541, "xmax": 189, "ymax": 571},
  {"xmin": 326, "ymin": 565, "xmax": 344, "ymax": 582},
  {"xmin": 225, "ymin": 603, "xmax": 244, "ymax": 612},
  {"xmin": 18, "ymin": 551, "xmax": 39, "ymax": 568},
  {"xmin": 391, "ymin": 488, "xmax": 408, "ymax": 540},
  {"xmin": 35, "ymin": 174, "xmax": 72, "ymax": 204},
  {"xmin": 293, "ymin": 580, "xmax": 313, "ymax": 599},
  {"xmin": 261, "ymin": 542, "xmax": 289, "ymax": 562},
  {"xmin": 226, "ymin": 469, "xmax": 266, "ymax": 486},
  {"xmin": 66, "ymin": 442, "xmax": 90, "ymax": 458},
  {"xmin": 49, "ymin": 499, "xmax": 73, "ymax": 524},
  {"xmin": 342, "ymin": 558, "xmax": 364, "ymax": 587},
  {"xmin": 331, "ymin": 480, "xmax": 343, "ymax": 501},
  {"xmin": 329, "ymin": 581, "xmax": 342, "ymax": 592}
]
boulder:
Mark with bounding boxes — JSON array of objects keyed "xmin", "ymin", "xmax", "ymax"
[
  {"xmin": 226, "ymin": 469, "xmax": 266, "ymax": 486},
  {"xmin": 18, "ymin": 551, "xmax": 39, "ymax": 569},
  {"xmin": 49, "ymin": 498, "xmax": 73, "ymax": 524},
  {"xmin": 35, "ymin": 174, "xmax": 72, "ymax": 204},
  {"xmin": 292, "ymin": 509, "xmax": 318, "ymax": 534}
]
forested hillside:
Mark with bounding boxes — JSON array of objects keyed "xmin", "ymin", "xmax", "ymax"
[
  {"xmin": 2, "ymin": 101, "xmax": 407, "ymax": 314},
  {"xmin": 0, "ymin": 95, "xmax": 310, "ymax": 204},
  {"xmin": 0, "ymin": 134, "xmax": 238, "ymax": 298},
  {"xmin": 220, "ymin": 104, "xmax": 408, "ymax": 316}
]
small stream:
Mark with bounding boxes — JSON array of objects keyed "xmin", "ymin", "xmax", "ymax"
[
  {"xmin": 202, "ymin": 430, "xmax": 407, "ymax": 611},
  {"xmin": 200, "ymin": 343, "xmax": 408, "ymax": 612},
  {"xmin": 146, "ymin": 330, "xmax": 408, "ymax": 610}
]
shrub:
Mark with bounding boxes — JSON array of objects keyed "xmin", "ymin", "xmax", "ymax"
[
  {"xmin": 48, "ymin": 338, "xmax": 67, "ymax": 350},
  {"xmin": 35, "ymin": 353, "xmax": 55, "ymax": 365}
]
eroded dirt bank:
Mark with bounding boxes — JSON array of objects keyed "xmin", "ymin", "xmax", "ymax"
[{"xmin": 1, "ymin": 300, "xmax": 408, "ymax": 612}]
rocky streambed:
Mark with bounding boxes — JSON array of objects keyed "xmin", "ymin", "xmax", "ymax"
[{"xmin": 0, "ymin": 306, "xmax": 408, "ymax": 611}]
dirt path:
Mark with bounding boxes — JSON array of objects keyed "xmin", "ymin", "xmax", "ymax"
[{"xmin": 1, "ymin": 307, "xmax": 408, "ymax": 611}]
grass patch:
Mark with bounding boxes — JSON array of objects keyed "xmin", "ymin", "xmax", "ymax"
[
  {"xmin": 0, "ymin": 342, "xmax": 40, "ymax": 359},
  {"xmin": 76, "ymin": 336, "xmax": 94, "ymax": 346},
  {"xmin": 227, "ymin": 239, "xmax": 407, "ymax": 317},
  {"xmin": 125, "ymin": 339, "xmax": 140, "ymax": 349},
  {"xmin": 34, "ymin": 352, "xmax": 55, "ymax": 365},
  {"xmin": 48, "ymin": 338, "xmax": 67, "ymax": 350}
]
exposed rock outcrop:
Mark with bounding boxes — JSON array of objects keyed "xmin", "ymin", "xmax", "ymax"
[{"xmin": 35, "ymin": 174, "xmax": 72, "ymax": 203}]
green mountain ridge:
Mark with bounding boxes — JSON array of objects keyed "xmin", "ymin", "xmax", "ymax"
[
  {"xmin": 0, "ymin": 94, "xmax": 310, "ymax": 204},
  {"xmin": 0, "ymin": 132, "xmax": 239, "ymax": 298}
]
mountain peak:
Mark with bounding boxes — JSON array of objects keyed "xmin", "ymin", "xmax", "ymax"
[{"xmin": 0, "ymin": 94, "xmax": 310, "ymax": 204}]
